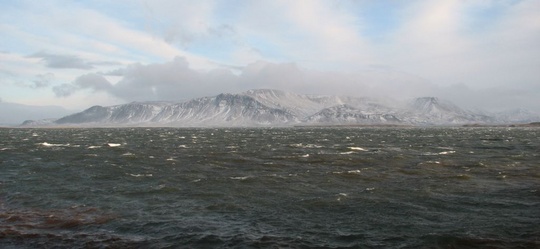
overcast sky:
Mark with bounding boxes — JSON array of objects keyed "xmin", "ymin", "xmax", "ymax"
[{"xmin": 1, "ymin": 0, "xmax": 539, "ymax": 112}]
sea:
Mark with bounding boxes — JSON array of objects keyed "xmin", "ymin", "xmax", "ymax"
[{"xmin": 0, "ymin": 127, "xmax": 538, "ymax": 248}]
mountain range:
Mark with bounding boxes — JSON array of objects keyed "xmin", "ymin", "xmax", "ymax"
[
  {"xmin": 19, "ymin": 89, "xmax": 540, "ymax": 127},
  {"xmin": 0, "ymin": 101, "xmax": 72, "ymax": 126}
]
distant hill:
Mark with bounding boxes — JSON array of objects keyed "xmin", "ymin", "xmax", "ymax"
[
  {"xmin": 19, "ymin": 89, "xmax": 540, "ymax": 127},
  {"xmin": 0, "ymin": 101, "xmax": 74, "ymax": 126}
]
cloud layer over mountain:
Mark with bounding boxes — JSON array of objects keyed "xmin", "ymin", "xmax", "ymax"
[{"xmin": 1, "ymin": 0, "xmax": 539, "ymax": 112}]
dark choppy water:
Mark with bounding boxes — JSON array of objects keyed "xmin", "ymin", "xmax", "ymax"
[{"xmin": 0, "ymin": 127, "xmax": 539, "ymax": 248}]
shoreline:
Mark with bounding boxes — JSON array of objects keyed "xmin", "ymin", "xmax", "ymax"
[{"xmin": 2, "ymin": 121, "xmax": 540, "ymax": 129}]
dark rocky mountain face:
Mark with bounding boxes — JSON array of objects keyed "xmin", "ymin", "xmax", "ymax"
[
  {"xmin": 305, "ymin": 104, "xmax": 400, "ymax": 124},
  {"xmin": 56, "ymin": 105, "xmax": 110, "ymax": 124}
]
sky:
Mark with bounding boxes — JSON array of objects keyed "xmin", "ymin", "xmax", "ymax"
[{"xmin": 1, "ymin": 0, "xmax": 539, "ymax": 112}]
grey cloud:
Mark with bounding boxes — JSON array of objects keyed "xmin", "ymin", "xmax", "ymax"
[
  {"xmin": 438, "ymin": 84, "xmax": 540, "ymax": 112},
  {"xmin": 16, "ymin": 73, "xmax": 55, "ymax": 89},
  {"xmin": 28, "ymin": 51, "xmax": 94, "ymax": 69},
  {"xmin": 27, "ymin": 51, "xmax": 119, "ymax": 70},
  {"xmin": 53, "ymin": 73, "xmax": 113, "ymax": 97},
  {"xmin": 54, "ymin": 57, "xmax": 437, "ymax": 102},
  {"xmin": 162, "ymin": 24, "xmax": 236, "ymax": 48},
  {"xmin": 111, "ymin": 57, "xmax": 238, "ymax": 101},
  {"xmin": 53, "ymin": 83, "xmax": 78, "ymax": 97},
  {"xmin": 76, "ymin": 73, "xmax": 114, "ymax": 91},
  {"xmin": 102, "ymin": 68, "xmax": 125, "ymax": 76},
  {"xmin": 54, "ymin": 57, "xmax": 237, "ymax": 101},
  {"xmin": 55, "ymin": 57, "xmax": 540, "ymax": 112},
  {"xmin": 33, "ymin": 73, "xmax": 54, "ymax": 88}
]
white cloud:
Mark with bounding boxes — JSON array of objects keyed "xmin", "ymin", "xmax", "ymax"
[
  {"xmin": 54, "ymin": 57, "xmax": 437, "ymax": 102},
  {"xmin": 227, "ymin": 0, "xmax": 374, "ymax": 69},
  {"xmin": 1, "ymin": 1, "xmax": 217, "ymax": 69},
  {"xmin": 381, "ymin": 0, "xmax": 540, "ymax": 89},
  {"xmin": 1, "ymin": 0, "xmax": 539, "ymax": 112}
]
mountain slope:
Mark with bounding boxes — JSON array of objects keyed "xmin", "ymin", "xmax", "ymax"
[
  {"xmin": 0, "ymin": 102, "xmax": 73, "ymax": 125},
  {"xmin": 494, "ymin": 108, "xmax": 540, "ymax": 123},
  {"xmin": 151, "ymin": 93, "xmax": 297, "ymax": 126},
  {"xmin": 20, "ymin": 89, "xmax": 513, "ymax": 127},
  {"xmin": 55, "ymin": 102, "xmax": 169, "ymax": 124},
  {"xmin": 242, "ymin": 89, "xmax": 324, "ymax": 116},
  {"xmin": 305, "ymin": 104, "xmax": 401, "ymax": 124},
  {"xmin": 402, "ymin": 97, "xmax": 495, "ymax": 124}
]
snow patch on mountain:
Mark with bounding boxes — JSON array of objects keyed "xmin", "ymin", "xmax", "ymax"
[
  {"xmin": 19, "ymin": 89, "xmax": 538, "ymax": 127},
  {"xmin": 401, "ymin": 97, "xmax": 495, "ymax": 125},
  {"xmin": 494, "ymin": 108, "xmax": 540, "ymax": 123},
  {"xmin": 305, "ymin": 104, "xmax": 401, "ymax": 124}
]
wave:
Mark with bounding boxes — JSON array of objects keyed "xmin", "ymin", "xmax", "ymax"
[
  {"xmin": 348, "ymin": 147, "xmax": 367, "ymax": 151},
  {"xmin": 38, "ymin": 142, "xmax": 70, "ymax": 147}
]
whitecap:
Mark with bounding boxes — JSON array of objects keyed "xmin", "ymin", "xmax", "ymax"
[
  {"xmin": 290, "ymin": 143, "xmax": 322, "ymax": 148},
  {"xmin": 38, "ymin": 142, "xmax": 69, "ymax": 147},
  {"xmin": 178, "ymin": 145, "xmax": 188, "ymax": 148},
  {"xmin": 332, "ymin": 170, "xmax": 361, "ymax": 175},
  {"xmin": 122, "ymin": 152, "xmax": 135, "ymax": 156},
  {"xmin": 166, "ymin": 157, "xmax": 176, "ymax": 161},
  {"xmin": 107, "ymin": 143, "xmax": 122, "ymax": 147},
  {"xmin": 337, "ymin": 193, "xmax": 348, "ymax": 201},
  {"xmin": 300, "ymin": 154, "xmax": 310, "ymax": 158},
  {"xmin": 230, "ymin": 176, "xmax": 250, "ymax": 180},
  {"xmin": 438, "ymin": 151, "xmax": 456, "ymax": 155},
  {"xmin": 348, "ymin": 147, "xmax": 367, "ymax": 151},
  {"xmin": 88, "ymin": 146, "xmax": 101, "ymax": 149},
  {"xmin": 365, "ymin": 187, "xmax": 375, "ymax": 191},
  {"xmin": 129, "ymin": 173, "xmax": 153, "ymax": 177},
  {"xmin": 340, "ymin": 151, "xmax": 354, "ymax": 155},
  {"xmin": 420, "ymin": 160, "xmax": 441, "ymax": 165}
]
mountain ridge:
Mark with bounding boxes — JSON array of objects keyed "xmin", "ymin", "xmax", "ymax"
[{"xmin": 19, "ymin": 89, "xmax": 540, "ymax": 127}]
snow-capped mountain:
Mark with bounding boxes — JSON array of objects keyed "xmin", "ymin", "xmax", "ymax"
[
  {"xmin": 0, "ymin": 101, "xmax": 73, "ymax": 125},
  {"xmin": 20, "ymin": 89, "xmax": 535, "ymax": 127},
  {"xmin": 52, "ymin": 93, "xmax": 297, "ymax": 126},
  {"xmin": 494, "ymin": 108, "xmax": 540, "ymax": 123},
  {"xmin": 149, "ymin": 93, "xmax": 297, "ymax": 126},
  {"xmin": 55, "ymin": 102, "xmax": 170, "ymax": 124},
  {"xmin": 402, "ymin": 97, "xmax": 495, "ymax": 125}
]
